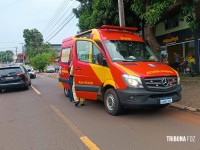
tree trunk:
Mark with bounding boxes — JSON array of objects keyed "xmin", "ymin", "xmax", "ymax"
[{"xmin": 144, "ymin": 25, "xmax": 160, "ymax": 54}]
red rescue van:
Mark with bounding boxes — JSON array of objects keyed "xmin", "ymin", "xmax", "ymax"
[{"xmin": 59, "ymin": 25, "xmax": 182, "ymax": 115}]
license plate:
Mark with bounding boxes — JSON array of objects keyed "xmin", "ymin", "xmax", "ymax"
[
  {"xmin": 6, "ymin": 77, "xmax": 13, "ymax": 80},
  {"xmin": 160, "ymin": 97, "xmax": 172, "ymax": 104}
]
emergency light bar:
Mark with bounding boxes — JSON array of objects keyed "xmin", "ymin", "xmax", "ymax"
[
  {"xmin": 101, "ymin": 25, "xmax": 138, "ymax": 31},
  {"xmin": 75, "ymin": 30, "xmax": 92, "ymax": 38}
]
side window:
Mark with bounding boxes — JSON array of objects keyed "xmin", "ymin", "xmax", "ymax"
[
  {"xmin": 92, "ymin": 44, "xmax": 102, "ymax": 64},
  {"xmin": 76, "ymin": 41, "xmax": 90, "ymax": 62},
  {"xmin": 61, "ymin": 47, "xmax": 70, "ymax": 63},
  {"xmin": 76, "ymin": 41, "xmax": 102, "ymax": 64}
]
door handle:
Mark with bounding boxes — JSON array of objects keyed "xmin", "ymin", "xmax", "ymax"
[{"xmin": 75, "ymin": 67, "xmax": 82, "ymax": 70}]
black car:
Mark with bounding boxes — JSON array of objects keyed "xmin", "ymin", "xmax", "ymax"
[{"xmin": 0, "ymin": 65, "xmax": 31, "ymax": 91}]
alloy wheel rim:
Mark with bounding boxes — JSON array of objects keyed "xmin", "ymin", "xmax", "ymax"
[{"xmin": 106, "ymin": 94, "xmax": 115, "ymax": 111}]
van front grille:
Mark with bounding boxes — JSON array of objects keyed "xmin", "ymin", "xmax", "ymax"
[{"xmin": 143, "ymin": 76, "xmax": 177, "ymax": 90}]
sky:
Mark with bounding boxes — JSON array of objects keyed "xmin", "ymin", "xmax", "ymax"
[{"xmin": 0, "ymin": 0, "xmax": 80, "ymax": 54}]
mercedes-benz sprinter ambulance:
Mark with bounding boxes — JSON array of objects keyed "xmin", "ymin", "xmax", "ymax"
[{"xmin": 59, "ymin": 25, "xmax": 182, "ymax": 115}]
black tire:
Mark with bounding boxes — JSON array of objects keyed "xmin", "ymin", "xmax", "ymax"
[
  {"xmin": 24, "ymin": 84, "xmax": 29, "ymax": 90},
  {"xmin": 104, "ymin": 88, "xmax": 122, "ymax": 116},
  {"xmin": 64, "ymin": 88, "xmax": 69, "ymax": 97}
]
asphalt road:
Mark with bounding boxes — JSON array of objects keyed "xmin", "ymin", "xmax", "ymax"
[{"xmin": 0, "ymin": 74, "xmax": 200, "ymax": 150}]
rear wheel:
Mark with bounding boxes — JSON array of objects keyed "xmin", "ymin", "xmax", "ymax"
[
  {"xmin": 64, "ymin": 88, "xmax": 69, "ymax": 97},
  {"xmin": 104, "ymin": 88, "xmax": 122, "ymax": 116}
]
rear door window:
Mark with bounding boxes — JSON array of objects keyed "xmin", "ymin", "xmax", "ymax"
[
  {"xmin": 0, "ymin": 67, "xmax": 22, "ymax": 76},
  {"xmin": 61, "ymin": 48, "xmax": 70, "ymax": 63}
]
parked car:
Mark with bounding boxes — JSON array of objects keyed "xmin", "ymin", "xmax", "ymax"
[
  {"xmin": 0, "ymin": 65, "xmax": 31, "ymax": 91},
  {"xmin": 24, "ymin": 65, "xmax": 36, "ymax": 79},
  {"xmin": 46, "ymin": 66, "xmax": 55, "ymax": 73}
]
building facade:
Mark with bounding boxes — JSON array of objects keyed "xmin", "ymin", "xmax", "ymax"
[{"xmin": 156, "ymin": 18, "xmax": 200, "ymax": 71}]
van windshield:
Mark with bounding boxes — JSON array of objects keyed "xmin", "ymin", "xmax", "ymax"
[{"xmin": 104, "ymin": 40, "xmax": 158, "ymax": 62}]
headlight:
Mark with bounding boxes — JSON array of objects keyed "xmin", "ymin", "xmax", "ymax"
[
  {"xmin": 122, "ymin": 74, "xmax": 143, "ymax": 88},
  {"xmin": 177, "ymin": 75, "xmax": 180, "ymax": 85}
]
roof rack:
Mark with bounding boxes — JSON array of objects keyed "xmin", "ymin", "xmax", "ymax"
[{"xmin": 101, "ymin": 25, "xmax": 138, "ymax": 32}]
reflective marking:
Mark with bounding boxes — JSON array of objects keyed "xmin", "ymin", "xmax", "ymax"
[
  {"xmin": 80, "ymin": 136, "xmax": 100, "ymax": 150},
  {"xmin": 50, "ymin": 105, "xmax": 100, "ymax": 150},
  {"xmin": 31, "ymin": 85, "xmax": 41, "ymax": 95}
]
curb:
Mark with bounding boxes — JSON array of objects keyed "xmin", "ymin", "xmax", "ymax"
[{"xmin": 170, "ymin": 103, "xmax": 199, "ymax": 112}]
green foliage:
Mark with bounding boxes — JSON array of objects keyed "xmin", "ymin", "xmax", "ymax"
[
  {"xmin": 0, "ymin": 50, "xmax": 14, "ymax": 63},
  {"xmin": 131, "ymin": 0, "xmax": 175, "ymax": 27},
  {"xmin": 30, "ymin": 53, "xmax": 51, "ymax": 72},
  {"xmin": 131, "ymin": 0, "xmax": 200, "ymax": 30},
  {"xmin": 23, "ymin": 29, "xmax": 52, "ymax": 59},
  {"xmin": 73, "ymin": 0, "xmax": 141, "ymax": 31}
]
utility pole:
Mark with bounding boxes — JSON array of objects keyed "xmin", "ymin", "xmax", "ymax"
[
  {"xmin": 118, "ymin": 0, "xmax": 125, "ymax": 27},
  {"xmin": 19, "ymin": 43, "xmax": 24, "ymax": 64},
  {"xmin": 15, "ymin": 47, "xmax": 18, "ymax": 63}
]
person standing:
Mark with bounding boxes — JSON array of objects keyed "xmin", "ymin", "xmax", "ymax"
[
  {"xmin": 68, "ymin": 61, "xmax": 74, "ymax": 102},
  {"xmin": 70, "ymin": 62, "xmax": 85, "ymax": 106},
  {"xmin": 174, "ymin": 52, "xmax": 181, "ymax": 72}
]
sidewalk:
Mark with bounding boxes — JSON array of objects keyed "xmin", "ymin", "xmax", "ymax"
[
  {"xmin": 170, "ymin": 76, "xmax": 200, "ymax": 112},
  {"xmin": 38, "ymin": 72, "xmax": 200, "ymax": 112}
]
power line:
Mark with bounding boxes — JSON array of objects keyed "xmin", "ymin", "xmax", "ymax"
[
  {"xmin": 42, "ymin": 0, "xmax": 74, "ymax": 35},
  {"xmin": 45, "ymin": 14, "xmax": 76, "ymax": 42},
  {"xmin": 0, "ymin": 0, "xmax": 25, "ymax": 9},
  {"xmin": 43, "ymin": 0, "xmax": 76, "ymax": 38},
  {"xmin": 42, "ymin": 0, "xmax": 70, "ymax": 34},
  {"xmin": 0, "ymin": 41, "xmax": 20, "ymax": 44}
]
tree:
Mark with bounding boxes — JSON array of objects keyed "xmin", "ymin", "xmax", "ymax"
[
  {"xmin": 0, "ymin": 50, "xmax": 14, "ymax": 63},
  {"xmin": 73, "ymin": 0, "xmax": 141, "ymax": 31},
  {"xmin": 30, "ymin": 53, "xmax": 52, "ymax": 72},
  {"xmin": 74, "ymin": 0, "xmax": 200, "ymax": 54},
  {"xmin": 23, "ymin": 29, "xmax": 52, "ymax": 59}
]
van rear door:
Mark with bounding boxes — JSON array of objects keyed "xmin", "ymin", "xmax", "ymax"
[{"xmin": 59, "ymin": 47, "xmax": 71, "ymax": 88}]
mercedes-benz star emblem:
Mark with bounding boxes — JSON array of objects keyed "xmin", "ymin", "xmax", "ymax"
[
  {"xmin": 148, "ymin": 64, "xmax": 156, "ymax": 68},
  {"xmin": 161, "ymin": 78, "xmax": 168, "ymax": 87}
]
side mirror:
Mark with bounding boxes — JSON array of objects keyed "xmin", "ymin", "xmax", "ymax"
[{"xmin": 97, "ymin": 53, "xmax": 103, "ymax": 65}]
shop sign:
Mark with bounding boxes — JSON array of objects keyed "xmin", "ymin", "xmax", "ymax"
[{"xmin": 157, "ymin": 29, "xmax": 194, "ymax": 46}]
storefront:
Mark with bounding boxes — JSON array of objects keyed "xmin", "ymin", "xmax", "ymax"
[{"xmin": 156, "ymin": 28, "xmax": 197, "ymax": 67}]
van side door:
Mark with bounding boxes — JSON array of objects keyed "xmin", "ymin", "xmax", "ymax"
[{"xmin": 73, "ymin": 39, "xmax": 107, "ymax": 100}]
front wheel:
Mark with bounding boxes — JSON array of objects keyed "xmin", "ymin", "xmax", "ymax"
[{"xmin": 104, "ymin": 88, "xmax": 122, "ymax": 116}]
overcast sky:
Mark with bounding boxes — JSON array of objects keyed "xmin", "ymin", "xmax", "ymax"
[{"xmin": 0, "ymin": 0, "xmax": 80, "ymax": 53}]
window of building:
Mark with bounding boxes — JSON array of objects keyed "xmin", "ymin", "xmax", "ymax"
[{"xmin": 165, "ymin": 18, "xmax": 179, "ymax": 30}]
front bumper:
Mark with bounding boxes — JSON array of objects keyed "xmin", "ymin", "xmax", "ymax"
[{"xmin": 117, "ymin": 85, "xmax": 182, "ymax": 107}]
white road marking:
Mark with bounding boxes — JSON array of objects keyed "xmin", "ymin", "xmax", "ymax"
[
  {"xmin": 31, "ymin": 85, "xmax": 41, "ymax": 95},
  {"xmin": 50, "ymin": 105, "xmax": 100, "ymax": 150}
]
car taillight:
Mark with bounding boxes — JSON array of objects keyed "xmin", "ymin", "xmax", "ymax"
[{"xmin": 17, "ymin": 73, "xmax": 25, "ymax": 77}]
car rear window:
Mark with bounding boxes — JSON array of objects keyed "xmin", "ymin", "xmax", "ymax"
[{"xmin": 0, "ymin": 67, "xmax": 22, "ymax": 76}]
